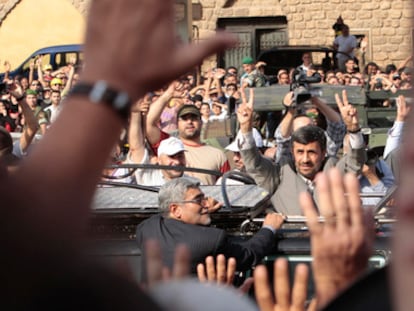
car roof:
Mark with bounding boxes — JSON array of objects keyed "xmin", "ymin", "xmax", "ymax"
[
  {"xmin": 33, "ymin": 44, "xmax": 83, "ymax": 55},
  {"xmin": 258, "ymin": 45, "xmax": 334, "ymax": 54},
  {"xmin": 257, "ymin": 45, "xmax": 336, "ymax": 75}
]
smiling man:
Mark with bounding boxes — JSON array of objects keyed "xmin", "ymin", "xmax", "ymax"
[
  {"xmin": 236, "ymin": 103, "xmax": 366, "ymax": 215},
  {"xmin": 136, "ymin": 177, "xmax": 284, "ymax": 275}
]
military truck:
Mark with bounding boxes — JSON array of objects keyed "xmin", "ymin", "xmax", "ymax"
[
  {"xmin": 251, "ymin": 84, "xmax": 413, "ymax": 153},
  {"xmin": 246, "ymin": 44, "xmax": 411, "ymax": 152},
  {"xmin": 88, "ymin": 176, "xmax": 393, "ymax": 287},
  {"xmin": 257, "ymin": 45, "xmax": 336, "ymax": 76}
]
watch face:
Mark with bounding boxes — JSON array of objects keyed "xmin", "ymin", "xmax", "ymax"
[{"xmin": 114, "ymin": 92, "xmax": 130, "ymax": 109}]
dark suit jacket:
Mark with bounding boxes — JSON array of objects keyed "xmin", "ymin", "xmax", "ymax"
[{"xmin": 136, "ymin": 214, "xmax": 276, "ymax": 274}]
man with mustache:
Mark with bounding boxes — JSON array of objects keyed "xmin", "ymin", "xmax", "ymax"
[
  {"xmin": 136, "ymin": 177, "xmax": 284, "ymax": 275},
  {"xmin": 236, "ymin": 98, "xmax": 366, "ymax": 215}
]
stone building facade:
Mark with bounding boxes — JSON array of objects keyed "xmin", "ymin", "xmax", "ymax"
[
  {"xmin": 193, "ymin": 0, "xmax": 413, "ymax": 71},
  {"xmin": 0, "ymin": 0, "xmax": 411, "ymax": 72}
]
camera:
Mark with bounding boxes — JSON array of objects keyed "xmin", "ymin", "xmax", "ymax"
[
  {"xmin": 365, "ymin": 149, "xmax": 379, "ymax": 166},
  {"xmin": 290, "ymin": 69, "xmax": 322, "ymax": 108}
]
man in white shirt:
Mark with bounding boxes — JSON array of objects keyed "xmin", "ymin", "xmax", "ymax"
[
  {"xmin": 333, "ymin": 24, "xmax": 358, "ymax": 72},
  {"xmin": 297, "ymin": 52, "xmax": 313, "ymax": 73}
]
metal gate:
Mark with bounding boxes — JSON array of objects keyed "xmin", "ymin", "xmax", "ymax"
[{"xmin": 217, "ymin": 17, "xmax": 288, "ymax": 70}]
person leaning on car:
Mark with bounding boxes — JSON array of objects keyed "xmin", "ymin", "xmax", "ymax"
[{"xmin": 136, "ymin": 177, "xmax": 284, "ymax": 276}]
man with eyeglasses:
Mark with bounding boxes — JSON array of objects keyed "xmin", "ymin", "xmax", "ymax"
[{"xmin": 136, "ymin": 177, "xmax": 284, "ymax": 275}]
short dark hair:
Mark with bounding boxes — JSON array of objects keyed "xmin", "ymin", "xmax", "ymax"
[
  {"xmin": 385, "ymin": 64, "xmax": 397, "ymax": 74},
  {"xmin": 226, "ymin": 83, "xmax": 237, "ymax": 90},
  {"xmin": 291, "ymin": 125, "xmax": 326, "ymax": 152},
  {"xmin": 200, "ymin": 102, "xmax": 210, "ymax": 109},
  {"xmin": 226, "ymin": 66, "xmax": 237, "ymax": 73}
]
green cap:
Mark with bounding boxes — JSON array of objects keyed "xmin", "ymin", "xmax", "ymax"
[
  {"xmin": 177, "ymin": 104, "xmax": 201, "ymax": 119},
  {"xmin": 26, "ymin": 89, "xmax": 38, "ymax": 96},
  {"xmin": 242, "ymin": 56, "xmax": 254, "ymax": 65}
]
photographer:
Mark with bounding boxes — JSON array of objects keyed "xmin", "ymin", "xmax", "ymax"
[
  {"xmin": 360, "ymin": 148, "xmax": 395, "ymax": 206},
  {"xmin": 343, "ymin": 135, "xmax": 395, "ymax": 206}
]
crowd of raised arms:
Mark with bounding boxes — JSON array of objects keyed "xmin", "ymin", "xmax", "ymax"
[{"xmin": 0, "ymin": 1, "xmax": 413, "ymax": 310}]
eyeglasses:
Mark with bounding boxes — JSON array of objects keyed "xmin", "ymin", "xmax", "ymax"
[
  {"xmin": 52, "ymin": 83, "xmax": 62, "ymax": 86},
  {"xmin": 175, "ymin": 196, "xmax": 208, "ymax": 206}
]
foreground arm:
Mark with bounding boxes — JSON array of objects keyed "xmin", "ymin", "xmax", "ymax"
[
  {"xmin": 393, "ymin": 102, "xmax": 414, "ymax": 311},
  {"xmin": 383, "ymin": 95, "xmax": 409, "ymax": 159},
  {"xmin": 2, "ymin": 0, "xmax": 236, "ymax": 305},
  {"xmin": 237, "ymin": 102, "xmax": 281, "ymax": 193},
  {"xmin": 128, "ymin": 97, "xmax": 151, "ymax": 164},
  {"xmin": 335, "ymin": 90, "xmax": 365, "ymax": 174},
  {"xmin": 300, "ymin": 169, "xmax": 375, "ymax": 309},
  {"xmin": 146, "ymin": 81, "xmax": 176, "ymax": 145},
  {"xmin": 7, "ymin": 0, "xmax": 236, "ymax": 244}
]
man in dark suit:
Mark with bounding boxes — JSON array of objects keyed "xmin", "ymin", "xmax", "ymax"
[{"xmin": 136, "ymin": 177, "xmax": 284, "ymax": 275}]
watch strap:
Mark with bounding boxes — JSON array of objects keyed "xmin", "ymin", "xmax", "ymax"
[{"xmin": 69, "ymin": 81, "xmax": 131, "ymax": 120}]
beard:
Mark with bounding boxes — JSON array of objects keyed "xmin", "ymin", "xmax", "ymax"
[{"xmin": 180, "ymin": 128, "xmax": 201, "ymax": 140}]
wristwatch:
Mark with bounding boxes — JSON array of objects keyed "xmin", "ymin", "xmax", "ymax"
[{"xmin": 69, "ymin": 81, "xmax": 131, "ymax": 120}]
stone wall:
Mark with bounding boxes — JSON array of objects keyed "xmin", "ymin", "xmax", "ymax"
[
  {"xmin": 0, "ymin": 0, "xmax": 411, "ymax": 70},
  {"xmin": 194, "ymin": 0, "xmax": 413, "ymax": 69}
]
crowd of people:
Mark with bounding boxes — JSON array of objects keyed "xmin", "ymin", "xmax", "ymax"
[{"xmin": 0, "ymin": 1, "xmax": 412, "ymax": 310}]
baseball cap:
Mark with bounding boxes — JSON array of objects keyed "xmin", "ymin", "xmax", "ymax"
[
  {"xmin": 242, "ymin": 56, "xmax": 254, "ymax": 65},
  {"xmin": 157, "ymin": 137, "xmax": 185, "ymax": 157},
  {"xmin": 50, "ymin": 78, "xmax": 63, "ymax": 86},
  {"xmin": 225, "ymin": 128, "xmax": 264, "ymax": 152},
  {"xmin": 403, "ymin": 67, "xmax": 412, "ymax": 75},
  {"xmin": 177, "ymin": 104, "xmax": 201, "ymax": 119},
  {"xmin": 43, "ymin": 64, "xmax": 52, "ymax": 71},
  {"xmin": 26, "ymin": 89, "xmax": 38, "ymax": 96}
]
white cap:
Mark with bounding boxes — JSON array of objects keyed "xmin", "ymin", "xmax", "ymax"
[
  {"xmin": 225, "ymin": 128, "xmax": 264, "ymax": 152},
  {"xmin": 157, "ymin": 137, "xmax": 185, "ymax": 157}
]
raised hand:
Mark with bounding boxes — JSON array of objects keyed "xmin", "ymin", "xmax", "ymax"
[
  {"xmin": 197, "ymin": 254, "xmax": 253, "ymax": 293},
  {"xmin": 82, "ymin": 0, "xmax": 237, "ymax": 102},
  {"xmin": 299, "ymin": 168, "xmax": 375, "ymax": 309},
  {"xmin": 335, "ymin": 89, "xmax": 359, "ymax": 132},
  {"xmin": 237, "ymin": 102, "xmax": 253, "ymax": 133},
  {"xmin": 206, "ymin": 196, "xmax": 222, "ymax": 213},
  {"xmin": 145, "ymin": 240, "xmax": 190, "ymax": 289},
  {"xmin": 3, "ymin": 60, "xmax": 11, "ymax": 72},
  {"xmin": 396, "ymin": 95, "xmax": 411, "ymax": 122},
  {"xmin": 197, "ymin": 254, "xmax": 236, "ymax": 286},
  {"xmin": 254, "ymin": 258, "xmax": 314, "ymax": 311}
]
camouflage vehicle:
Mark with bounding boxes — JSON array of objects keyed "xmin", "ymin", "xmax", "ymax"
[
  {"xmin": 89, "ymin": 169, "xmax": 394, "ymax": 285},
  {"xmin": 87, "ymin": 44, "xmax": 402, "ymax": 288},
  {"xmin": 246, "ymin": 44, "xmax": 413, "ymax": 152},
  {"xmin": 252, "ymin": 84, "xmax": 412, "ymax": 153},
  {"xmin": 257, "ymin": 45, "xmax": 336, "ymax": 77}
]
